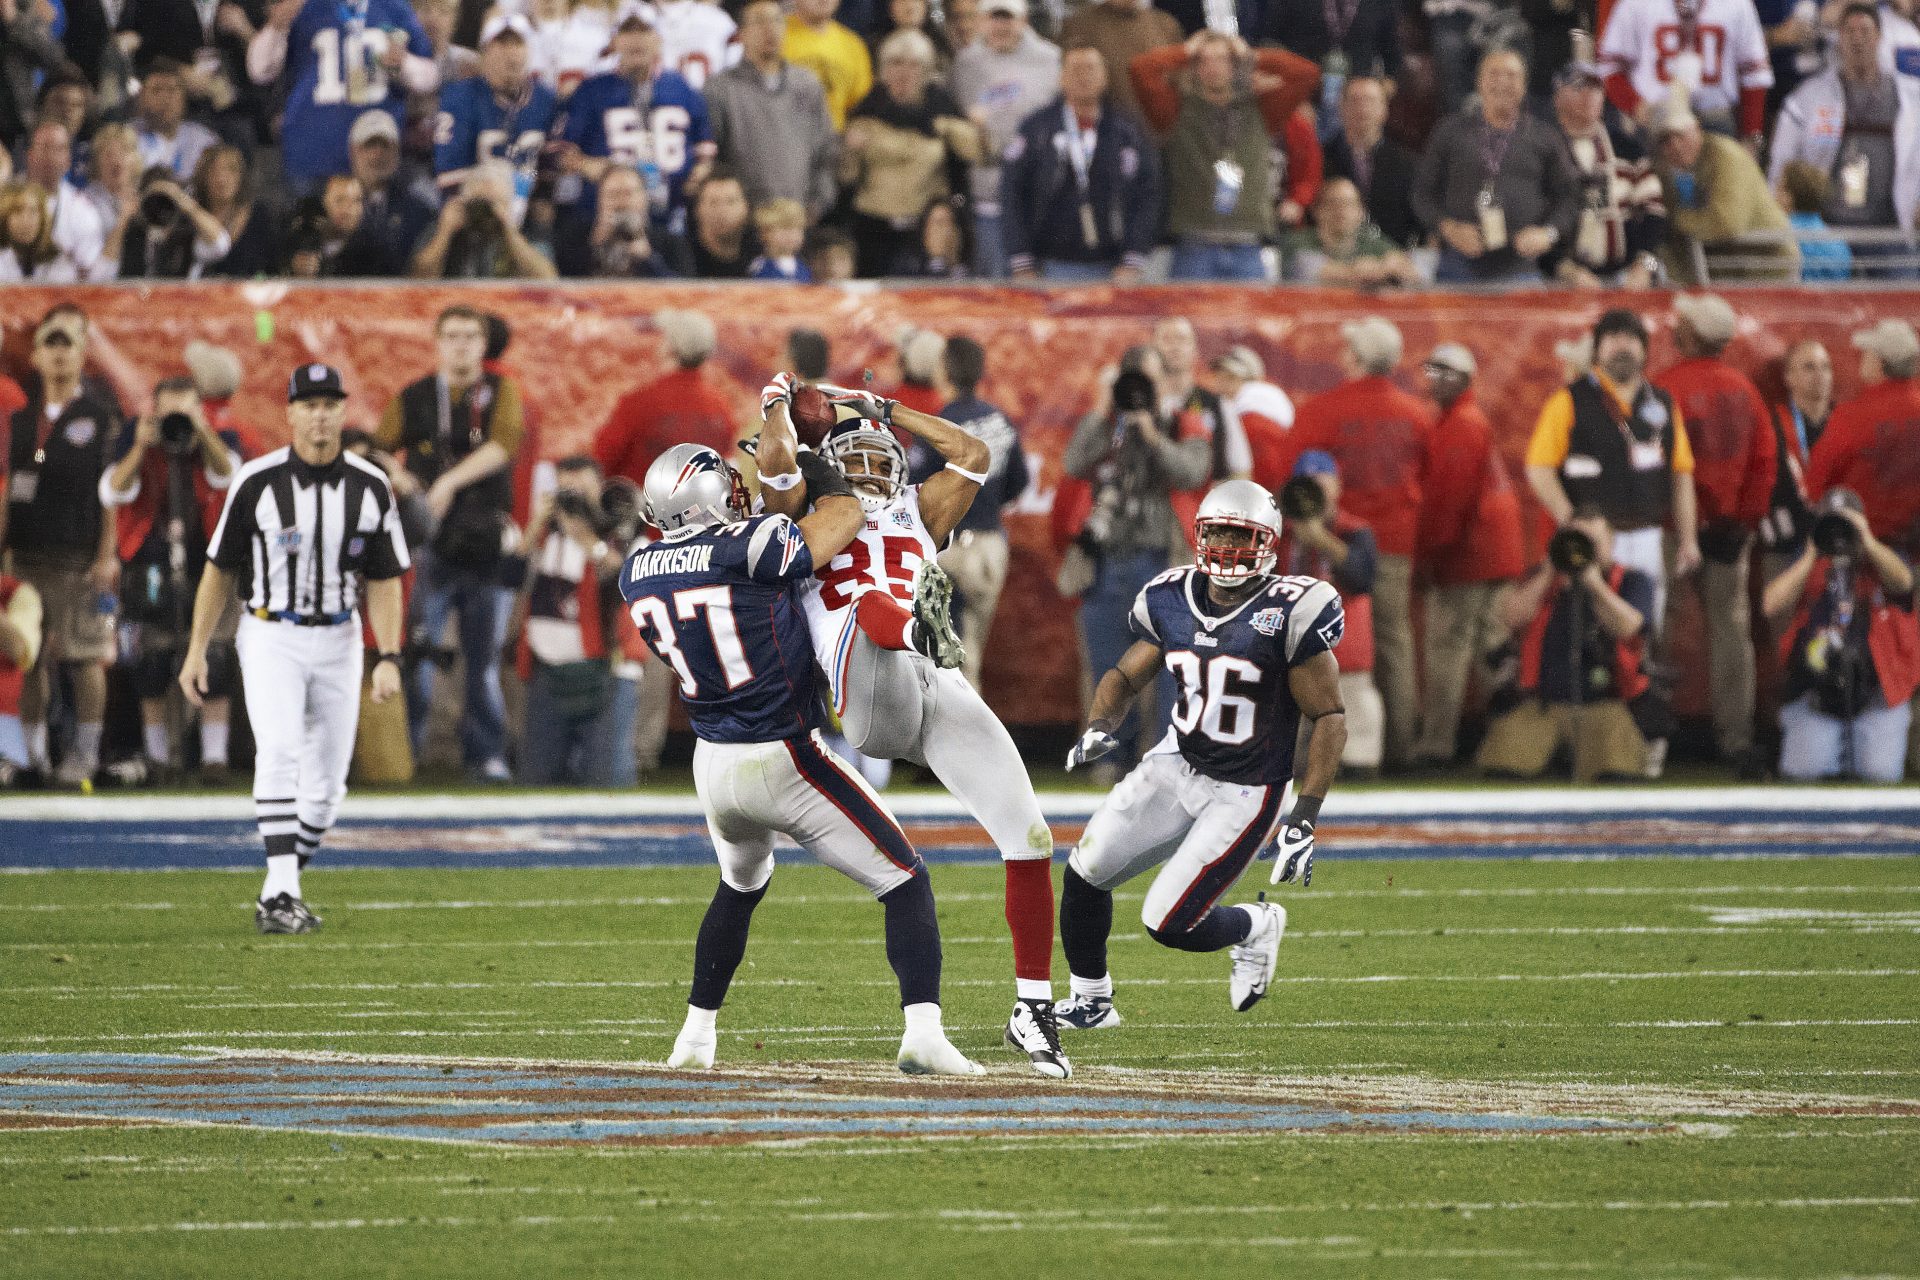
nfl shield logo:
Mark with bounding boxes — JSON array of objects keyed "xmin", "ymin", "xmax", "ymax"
[
  {"xmin": 64, "ymin": 418, "xmax": 96, "ymax": 447},
  {"xmin": 347, "ymin": 536, "xmax": 366, "ymax": 556},
  {"xmin": 1249, "ymin": 608, "xmax": 1284, "ymax": 636}
]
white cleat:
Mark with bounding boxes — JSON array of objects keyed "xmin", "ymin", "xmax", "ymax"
[
  {"xmin": 897, "ymin": 1027, "xmax": 986, "ymax": 1076},
  {"xmin": 667, "ymin": 1028, "xmax": 716, "ymax": 1070},
  {"xmin": 1228, "ymin": 900, "xmax": 1286, "ymax": 1012}
]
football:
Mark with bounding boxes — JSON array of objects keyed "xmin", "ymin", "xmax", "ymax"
[{"xmin": 790, "ymin": 384, "xmax": 837, "ymax": 447}]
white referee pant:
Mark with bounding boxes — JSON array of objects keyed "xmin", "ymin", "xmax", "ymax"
[
  {"xmin": 692, "ymin": 730, "xmax": 922, "ymax": 898},
  {"xmin": 1067, "ymin": 738, "xmax": 1287, "ymax": 934},
  {"xmin": 235, "ymin": 615, "xmax": 362, "ymax": 860}
]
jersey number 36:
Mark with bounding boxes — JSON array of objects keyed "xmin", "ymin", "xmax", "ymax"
[{"xmin": 1165, "ymin": 654, "xmax": 1262, "ymax": 745}]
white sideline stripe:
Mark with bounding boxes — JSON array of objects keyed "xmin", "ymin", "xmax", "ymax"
[{"xmin": 7, "ymin": 784, "xmax": 1920, "ymax": 822}]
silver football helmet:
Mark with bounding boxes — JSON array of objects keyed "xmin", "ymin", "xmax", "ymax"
[
  {"xmin": 1193, "ymin": 479, "xmax": 1282, "ymax": 584},
  {"xmin": 641, "ymin": 443, "xmax": 749, "ymax": 532},
  {"xmin": 823, "ymin": 424, "xmax": 909, "ymax": 512}
]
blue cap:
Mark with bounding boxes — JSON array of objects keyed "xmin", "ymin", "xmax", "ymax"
[{"xmin": 1293, "ymin": 450, "xmax": 1338, "ymax": 478}]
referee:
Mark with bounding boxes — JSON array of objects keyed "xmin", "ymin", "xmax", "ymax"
[{"xmin": 178, "ymin": 364, "xmax": 410, "ymax": 934}]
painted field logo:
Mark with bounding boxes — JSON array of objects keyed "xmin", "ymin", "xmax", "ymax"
[{"xmin": 0, "ymin": 1053, "xmax": 1659, "ymax": 1149}]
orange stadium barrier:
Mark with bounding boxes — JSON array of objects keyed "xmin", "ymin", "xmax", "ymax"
[{"xmin": 5, "ymin": 282, "xmax": 1917, "ymax": 726}]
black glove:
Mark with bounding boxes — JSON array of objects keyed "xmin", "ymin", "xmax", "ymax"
[{"xmin": 797, "ymin": 451, "xmax": 855, "ymax": 504}]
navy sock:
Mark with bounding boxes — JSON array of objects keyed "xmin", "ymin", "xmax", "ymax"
[
  {"xmin": 1059, "ymin": 864, "xmax": 1113, "ymax": 981},
  {"xmin": 688, "ymin": 878, "xmax": 769, "ymax": 1010},
  {"xmin": 1147, "ymin": 905, "xmax": 1254, "ymax": 953},
  {"xmin": 880, "ymin": 871, "xmax": 942, "ymax": 1008}
]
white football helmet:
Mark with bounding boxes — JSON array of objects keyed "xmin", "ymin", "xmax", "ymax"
[
  {"xmin": 1194, "ymin": 479, "xmax": 1282, "ymax": 584},
  {"xmin": 823, "ymin": 424, "xmax": 909, "ymax": 512},
  {"xmin": 641, "ymin": 443, "xmax": 748, "ymax": 532}
]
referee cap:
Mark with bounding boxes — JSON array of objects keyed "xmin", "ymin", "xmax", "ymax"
[{"xmin": 288, "ymin": 363, "xmax": 346, "ymax": 403}]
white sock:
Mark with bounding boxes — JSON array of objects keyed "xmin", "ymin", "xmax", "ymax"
[
  {"xmin": 143, "ymin": 724, "xmax": 172, "ymax": 766},
  {"xmin": 261, "ymin": 853, "xmax": 301, "ymax": 902},
  {"xmin": 26, "ymin": 722, "xmax": 48, "ymax": 769},
  {"xmin": 902, "ymin": 1002, "xmax": 943, "ymax": 1034},
  {"xmin": 1016, "ymin": 978, "xmax": 1054, "ymax": 1003},
  {"xmin": 1070, "ymin": 973, "xmax": 1114, "ymax": 1000},
  {"xmin": 680, "ymin": 1005, "xmax": 718, "ymax": 1035},
  {"xmin": 200, "ymin": 721, "xmax": 229, "ymax": 766},
  {"xmin": 73, "ymin": 722, "xmax": 103, "ymax": 769}
]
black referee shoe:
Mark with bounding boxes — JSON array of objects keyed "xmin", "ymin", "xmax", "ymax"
[{"xmin": 255, "ymin": 893, "xmax": 322, "ymax": 935}]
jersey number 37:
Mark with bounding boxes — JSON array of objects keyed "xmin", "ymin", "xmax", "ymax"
[{"xmin": 630, "ymin": 586, "xmax": 753, "ymax": 697}]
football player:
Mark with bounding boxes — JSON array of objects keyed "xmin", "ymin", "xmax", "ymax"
[
  {"xmin": 1055, "ymin": 480, "xmax": 1347, "ymax": 1029},
  {"xmin": 761, "ymin": 378, "xmax": 1070, "ymax": 1080},
  {"xmin": 623, "ymin": 402, "xmax": 981, "ymax": 1078}
]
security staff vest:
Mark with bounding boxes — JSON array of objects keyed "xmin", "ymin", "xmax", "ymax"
[{"xmin": 1559, "ymin": 375, "xmax": 1679, "ymax": 532}]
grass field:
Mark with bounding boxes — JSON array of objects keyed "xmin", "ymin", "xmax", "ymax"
[{"xmin": 2, "ymin": 851, "xmax": 1917, "ymax": 1278}]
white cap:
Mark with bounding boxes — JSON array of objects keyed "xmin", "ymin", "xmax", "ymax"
[
  {"xmin": 480, "ymin": 13, "xmax": 535, "ymax": 43},
  {"xmin": 1673, "ymin": 292, "xmax": 1737, "ymax": 348},
  {"xmin": 1424, "ymin": 342, "xmax": 1477, "ymax": 377},
  {"xmin": 348, "ymin": 109, "xmax": 399, "ymax": 147},
  {"xmin": 985, "ymin": 0, "xmax": 1028, "ymax": 16},
  {"xmin": 1211, "ymin": 344, "xmax": 1265, "ymax": 381},
  {"xmin": 1341, "ymin": 316, "xmax": 1403, "ymax": 375},
  {"xmin": 1852, "ymin": 318, "xmax": 1919, "ymax": 368}
]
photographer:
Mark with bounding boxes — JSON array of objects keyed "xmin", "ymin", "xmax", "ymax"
[
  {"xmin": 1764, "ymin": 490, "xmax": 1917, "ymax": 783},
  {"xmin": 512, "ymin": 456, "xmax": 632, "ymax": 785},
  {"xmin": 376, "ymin": 304, "xmax": 527, "ymax": 781},
  {"xmin": 1276, "ymin": 452, "xmax": 1385, "ymax": 773},
  {"xmin": 106, "ymin": 167, "xmax": 232, "ymax": 280},
  {"xmin": 1062, "ymin": 342, "xmax": 1209, "ymax": 777},
  {"xmin": 554, "ymin": 165, "xmax": 690, "ymax": 279},
  {"xmin": 1476, "ymin": 505, "xmax": 1663, "ymax": 783},
  {"xmin": 409, "ymin": 162, "xmax": 557, "ymax": 280},
  {"xmin": 98, "ymin": 377, "xmax": 241, "ymax": 781}
]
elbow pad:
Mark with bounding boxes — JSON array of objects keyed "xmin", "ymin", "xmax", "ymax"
[{"xmin": 797, "ymin": 452, "xmax": 855, "ymax": 504}]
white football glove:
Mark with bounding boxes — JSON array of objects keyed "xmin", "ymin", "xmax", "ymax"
[
  {"xmin": 1065, "ymin": 725, "xmax": 1119, "ymax": 771},
  {"xmin": 1271, "ymin": 817, "xmax": 1314, "ymax": 887},
  {"xmin": 761, "ymin": 371, "xmax": 800, "ymax": 418},
  {"xmin": 816, "ymin": 382, "xmax": 894, "ymax": 425}
]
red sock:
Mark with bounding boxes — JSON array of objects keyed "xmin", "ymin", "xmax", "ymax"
[
  {"xmin": 1004, "ymin": 858, "xmax": 1055, "ymax": 983},
  {"xmin": 854, "ymin": 591, "xmax": 915, "ymax": 651}
]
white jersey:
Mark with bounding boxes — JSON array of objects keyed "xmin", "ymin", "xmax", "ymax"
[
  {"xmin": 801, "ymin": 487, "xmax": 938, "ymax": 713},
  {"xmin": 646, "ymin": 0, "xmax": 740, "ymax": 89},
  {"xmin": 1597, "ymin": 0, "xmax": 1772, "ymax": 118}
]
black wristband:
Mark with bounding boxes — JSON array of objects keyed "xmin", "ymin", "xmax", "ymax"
[
  {"xmin": 1288, "ymin": 794, "xmax": 1322, "ymax": 825},
  {"xmin": 372, "ymin": 651, "xmax": 402, "ymax": 667},
  {"xmin": 797, "ymin": 451, "xmax": 855, "ymax": 503}
]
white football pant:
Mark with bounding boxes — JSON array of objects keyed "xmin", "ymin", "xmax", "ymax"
[{"xmin": 235, "ymin": 615, "xmax": 361, "ymax": 855}]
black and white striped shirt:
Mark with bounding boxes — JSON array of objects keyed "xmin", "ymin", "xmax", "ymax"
[{"xmin": 208, "ymin": 448, "xmax": 410, "ymax": 620}]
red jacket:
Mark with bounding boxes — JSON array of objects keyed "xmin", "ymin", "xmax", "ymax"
[
  {"xmin": 1277, "ymin": 509, "xmax": 1373, "ymax": 672},
  {"xmin": 1518, "ymin": 563, "xmax": 1651, "ymax": 703},
  {"xmin": 1804, "ymin": 377, "xmax": 1920, "ymax": 552},
  {"xmin": 1653, "ymin": 357, "xmax": 1776, "ymax": 529},
  {"xmin": 111, "ymin": 429, "xmax": 243, "ymax": 562},
  {"xmin": 1274, "ymin": 376, "xmax": 1434, "ymax": 557},
  {"xmin": 0, "ymin": 574, "xmax": 27, "ymax": 715},
  {"xmin": 1417, "ymin": 390, "xmax": 1526, "ymax": 586},
  {"xmin": 592, "ymin": 366, "xmax": 739, "ymax": 487},
  {"xmin": 1782, "ymin": 559, "xmax": 1920, "ymax": 710}
]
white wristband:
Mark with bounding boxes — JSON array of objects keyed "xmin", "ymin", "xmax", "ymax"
[
  {"xmin": 945, "ymin": 462, "xmax": 988, "ymax": 485},
  {"xmin": 760, "ymin": 469, "xmax": 802, "ymax": 492}
]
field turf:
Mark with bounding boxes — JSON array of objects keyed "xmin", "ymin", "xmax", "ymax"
[{"xmin": 2, "ymin": 853, "xmax": 1916, "ymax": 1278}]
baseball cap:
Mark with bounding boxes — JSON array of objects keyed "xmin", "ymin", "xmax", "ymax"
[
  {"xmin": 184, "ymin": 340, "xmax": 242, "ymax": 399},
  {"xmin": 1211, "ymin": 344, "xmax": 1265, "ymax": 381},
  {"xmin": 1673, "ymin": 293, "xmax": 1737, "ymax": 348},
  {"xmin": 1293, "ymin": 450, "xmax": 1338, "ymax": 478},
  {"xmin": 1648, "ymin": 94, "xmax": 1699, "ymax": 140},
  {"xmin": 1341, "ymin": 315, "xmax": 1403, "ymax": 371},
  {"xmin": 288, "ymin": 363, "xmax": 346, "ymax": 403},
  {"xmin": 1553, "ymin": 60, "xmax": 1603, "ymax": 90},
  {"xmin": 985, "ymin": 0, "xmax": 1027, "ymax": 16},
  {"xmin": 33, "ymin": 310, "xmax": 85, "ymax": 347},
  {"xmin": 348, "ymin": 109, "xmax": 399, "ymax": 148},
  {"xmin": 1852, "ymin": 318, "xmax": 1919, "ymax": 367},
  {"xmin": 1424, "ymin": 342, "xmax": 1477, "ymax": 377},
  {"xmin": 481, "ymin": 13, "xmax": 534, "ymax": 43}
]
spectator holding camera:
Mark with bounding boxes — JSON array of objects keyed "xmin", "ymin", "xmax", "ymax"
[
  {"xmin": 2, "ymin": 308, "xmax": 121, "ymax": 788},
  {"xmin": 1765, "ymin": 488, "xmax": 1916, "ymax": 781},
  {"xmin": 556, "ymin": 164, "xmax": 689, "ymax": 277},
  {"xmin": 409, "ymin": 161, "xmax": 556, "ymax": 278},
  {"xmin": 98, "ymin": 377, "xmax": 241, "ymax": 781},
  {"xmin": 375, "ymin": 304, "xmax": 526, "ymax": 781},
  {"xmin": 106, "ymin": 166, "xmax": 233, "ymax": 279},
  {"xmin": 1477, "ymin": 505, "xmax": 1662, "ymax": 782},
  {"xmin": 1806, "ymin": 320, "xmax": 1920, "ymax": 560},
  {"xmin": 513, "ymin": 455, "xmax": 630, "ymax": 785}
]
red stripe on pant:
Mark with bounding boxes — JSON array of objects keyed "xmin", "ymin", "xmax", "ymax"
[
  {"xmin": 1160, "ymin": 785, "xmax": 1283, "ymax": 934},
  {"xmin": 783, "ymin": 737, "xmax": 922, "ymax": 873}
]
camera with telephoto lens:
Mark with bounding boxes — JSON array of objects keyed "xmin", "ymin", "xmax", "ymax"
[
  {"xmin": 598, "ymin": 476, "xmax": 643, "ymax": 541},
  {"xmin": 1811, "ymin": 488, "xmax": 1865, "ymax": 558},
  {"xmin": 1279, "ymin": 476, "xmax": 1327, "ymax": 523},
  {"xmin": 1111, "ymin": 367, "xmax": 1157, "ymax": 416},
  {"xmin": 157, "ymin": 411, "xmax": 197, "ymax": 456},
  {"xmin": 140, "ymin": 186, "xmax": 180, "ymax": 229},
  {"xmin": 1548, "ymin": 526, "xmax": 1598, "ymax": 575},
  {"xmin": 552, "ymin": 487, "xmax": 600, "ymax": 526}
]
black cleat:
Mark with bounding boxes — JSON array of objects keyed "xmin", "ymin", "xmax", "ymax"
[
  {"xmin": 1003, "ymin": 998, "xmax": 1071, "ymax": 1078},
  {"xmin": 255, "ymin": 893, "xmax": 322, "ymax": 935}
]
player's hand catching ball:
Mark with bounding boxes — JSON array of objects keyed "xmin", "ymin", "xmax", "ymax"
[
  {"xmin": 761, "ymin": 371, "xmax": 800, "ymax": 417},
  {"xmin": 1065, "ymin": 721, "xmax": 1119, "ymax": 771},
  {"xmin": 816, "ymin": 383, "xmax": 894, "ymax": 426},
  {"xmin": 178, "ymin": 650, "xmax": 209, "ymax": 708},
  {"xmin": 1273, "ymin": 816, "xmax": 1314, "ymax": 887},
  {"xmin": 370, "ymin": 656, "xmax": 402, "ymax": 704}
]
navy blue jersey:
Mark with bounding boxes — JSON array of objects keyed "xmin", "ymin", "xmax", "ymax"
[
  {"xmin": 278, "ymin": 0, "xmax": 433, "ymax": 182},
  {"xmin": 559, "ymin": 68, "xmax": 711, "ymax": 223},
  {"xmin": 1130, "ymin": 567, "xmax": 1345, "ymax": 785},
  {"xmin": 620, "ymin": 514, "xmax": 820, "ymax": 744},
  {"xmin": 433, "ymin": 75, "xmax": 560, "ymax": 194}
]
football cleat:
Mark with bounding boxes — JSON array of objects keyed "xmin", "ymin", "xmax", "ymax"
[
  {"xmin": 1228, "ymin": 899, "xmax": 1286, "ymax": 1012},
  {"xmin": 898, "ymin": 1027, "xmax": 986, "ymax": 1076},
  {"xmin": 255, "ymin": 893, "xmax": 321, "ymax": 935},
  {"xmin": 667, "ymin": 1027, "xmax": 716, "ymax": 1070},
  {"xmin": 909, "ymin": 561, "xmax": 965, "ymax": 670},
  {"xmin": 1053, "ymin": 995, "xmax": 1122, "ymax": 1031},
  {"xmin": 1003, "ymin": 999, "xmax": 1072, "ymax": 1078}
]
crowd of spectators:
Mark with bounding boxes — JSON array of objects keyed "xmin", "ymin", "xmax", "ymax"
[
  {"xmin": 3, "ymin": 0, "xmax": 1916, "ymax": 285},
  {"xmin": 1, "ymin": 293, "xmax": 1917, "ymax": 790}
]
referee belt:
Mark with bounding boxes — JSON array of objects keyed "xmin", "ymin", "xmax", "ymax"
[{"xmin": 251, "ymin": 608, "xmax": 354, "ymax": 627}]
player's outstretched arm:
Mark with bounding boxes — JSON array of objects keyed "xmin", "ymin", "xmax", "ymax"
[
  {"xmin": 1287, "ymin": 650, "xmax": 1346, "ymax": 821},
  {"xmin": 756, "ymin": 395, "xmax": 807, "ymax": 521},
  {"xmin": 889, "ymin": 402, "xmax": 990, "ymax": 546},
  {"xmin": 796, "ymin": 492, "xmax": 868, "ymax": 564},
  {"xmin": 1069, "ymin": 639, "xmax": 1162, "ymax": 769}
]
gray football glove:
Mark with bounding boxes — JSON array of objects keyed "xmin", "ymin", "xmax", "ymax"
[{"xmin": 1065, "ymin": 725, "xmax": 1119, "ymax": 772}]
